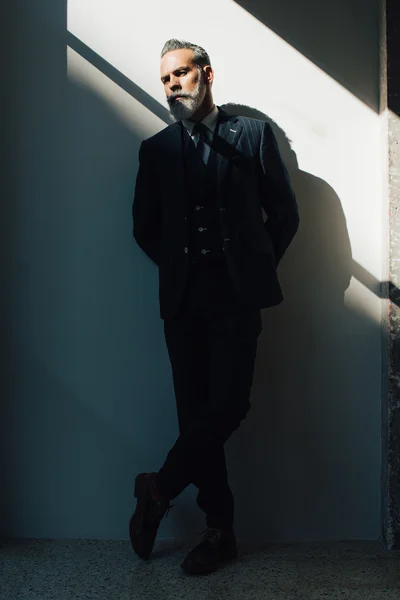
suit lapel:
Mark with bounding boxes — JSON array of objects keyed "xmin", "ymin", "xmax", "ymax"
[
  {"xmin": 159, "ymin": 123, "xmax": 187, "ymax": 213},
  {"xmin": 168, "ymin": 121, "xmax": 182, "ymax": 148},
  {"xmin": 212, "ymin": 110, "xmax": 243, "ymax": 203}
]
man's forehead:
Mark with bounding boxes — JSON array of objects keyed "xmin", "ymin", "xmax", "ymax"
[{"xmin": 160, "ymin": 49, "xmax": 195, "ymax": 74}]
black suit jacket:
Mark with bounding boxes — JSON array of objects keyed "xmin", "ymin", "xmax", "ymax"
[{"xmin": 133, "ymin": 109, "xmax": 299, "ymax": 320}]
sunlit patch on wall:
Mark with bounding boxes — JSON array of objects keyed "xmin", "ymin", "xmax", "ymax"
[{"xmin": 67, "ymin": 46, "xmax": 165, "ymax": 138}]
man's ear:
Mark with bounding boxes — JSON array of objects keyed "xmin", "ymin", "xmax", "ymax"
[{"xmin": 203, "ymin": 65, "xmax": 214, "ymax": 85}]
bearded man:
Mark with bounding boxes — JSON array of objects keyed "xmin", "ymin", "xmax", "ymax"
[{"xmin": 130, "ymin": 39, "xmax": 299, "ymax": 575}]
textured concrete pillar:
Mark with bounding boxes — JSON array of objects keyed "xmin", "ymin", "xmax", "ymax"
[{"xmin": 382, "ymin": 0, "xmax": 400, "ymax": 550}]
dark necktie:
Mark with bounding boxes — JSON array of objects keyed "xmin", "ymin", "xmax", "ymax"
[{"xmin": 192, "ymin": 122, "xmax": 209, "ymax": 164}]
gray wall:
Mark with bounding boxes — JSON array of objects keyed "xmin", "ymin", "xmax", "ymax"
[
  {"xmin": 234, "ymin": 0, "xmax": 380, "ymax": 110},
  {"xmin": 1, "ymin": 0, "xmax": 381, "ymax": 542}
]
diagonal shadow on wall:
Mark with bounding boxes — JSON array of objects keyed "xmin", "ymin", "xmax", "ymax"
[
  {"xmin": 219, "ymin": 103, "xmax": 381, "ymax": 541},
  {"xmin": 66, "ymin": 32, "xmax": 171, "ymax": 124},
  {"xmin": 64, "ymin": 30, "xmax": 386, "ymax": 540},
  {"xmin": 2, "ymin": 0, "xmax": 388, "ymax": 542},
  {"xmin": 233, "ymin": 0, "xmax": 380, "ymax": 112},
  {"xmin": 67, "ymin": 34, "xmax": 394, "ymax": 306}
]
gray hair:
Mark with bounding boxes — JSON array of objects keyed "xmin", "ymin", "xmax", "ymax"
[{"xmin": 161, "ymin": 39, "xmax": 211, "ymax": 68}]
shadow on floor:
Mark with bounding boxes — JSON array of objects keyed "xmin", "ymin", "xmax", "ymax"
[{"xmin": 1, "ymin": 539, "xmax": 399, "ymax": 600}]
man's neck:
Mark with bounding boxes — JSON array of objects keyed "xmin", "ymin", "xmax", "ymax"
[{"xmin": 191, "ymin": 101, "xmax": 215, "ymax": 123}]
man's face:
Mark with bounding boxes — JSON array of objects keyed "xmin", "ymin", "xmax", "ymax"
[{"xmin": 160, "ymin": 49, "xmax": 207, "ymax": 121}]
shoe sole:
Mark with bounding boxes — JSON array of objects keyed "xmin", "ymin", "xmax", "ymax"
[{"xmin": 129, "ymin": 473, "xmax": 152, "ymax": 560}]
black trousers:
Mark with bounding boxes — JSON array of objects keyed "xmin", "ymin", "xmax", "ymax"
[{"xmin": 156, "ymin": 261, "xmax": 262, "ymax": 529}]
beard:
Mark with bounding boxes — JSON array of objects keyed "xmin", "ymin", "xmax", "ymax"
[{"xmin": 167, "ymin": 76, "xmax": 206, "ymax": 121}]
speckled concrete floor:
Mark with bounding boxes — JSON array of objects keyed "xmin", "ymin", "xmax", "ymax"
[{"xmin": 0, "ymin": 538, "xmax": 399, "ymax": 600}]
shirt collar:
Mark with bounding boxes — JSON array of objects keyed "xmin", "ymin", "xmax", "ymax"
[{"xmin": 182, "ymin": 105, "xmax": 219, "ymax": 135}]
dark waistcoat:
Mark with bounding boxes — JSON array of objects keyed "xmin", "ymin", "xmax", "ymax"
[{"xmin": 182, "ymin": 127, "xmax": 227, "ymax": 267}]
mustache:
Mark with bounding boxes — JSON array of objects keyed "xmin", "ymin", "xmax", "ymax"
[{"xmin": 167, "ymin": 92, "xmax": 193, "ymax": 105}]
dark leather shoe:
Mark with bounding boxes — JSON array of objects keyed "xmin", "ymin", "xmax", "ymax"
[
  {"xmin": 129, "ymin": 472, "xmax": 171, "ymax": 560},
  {"xmin": 181, "ymin": 528, "xmax": 238, "ymax": 575}
]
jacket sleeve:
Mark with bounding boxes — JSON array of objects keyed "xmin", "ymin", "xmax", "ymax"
[
  {"xmin": 132, "ymin": 140, "xmax": 162, "ymax": 265},
  {"xmin": 259, "ymin": 122, "xmax": 299, "ymax": 266}
]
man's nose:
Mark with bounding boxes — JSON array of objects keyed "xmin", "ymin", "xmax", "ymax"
[{"xmin": 169, "ymin": 75, "xmax": 181, "ymax": 92}]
